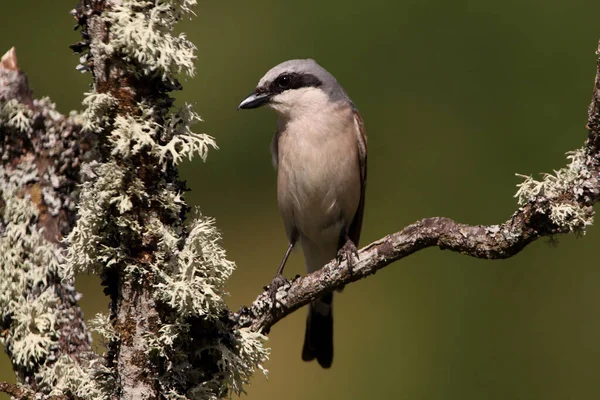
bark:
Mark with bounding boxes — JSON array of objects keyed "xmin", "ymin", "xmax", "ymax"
[
  {"xmin": 74, "ymin": 2, "xmax": 178, "ymax": 397},
  {"xmin": 0, "ymin": 47, "xmax": 94, "ymax": 391},
  {"xmin": 0, "ymin": 382, "xmax": 70, "ymax": 400}
]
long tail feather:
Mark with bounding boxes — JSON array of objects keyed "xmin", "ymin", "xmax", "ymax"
[{"xmin": 302, "ymin": 292, "xmax": 333, "ymax": 368}]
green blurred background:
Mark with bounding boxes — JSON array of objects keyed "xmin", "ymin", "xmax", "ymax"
[{"xmin": 2, "ymin": 0, "xmax": 600, "ymax": 399}]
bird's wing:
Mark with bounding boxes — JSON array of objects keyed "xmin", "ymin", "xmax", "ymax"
[
  {"xmin": 348, "ymin": 108, "xmax": 367, "ymax": 247},
  {"xmin": 270, "ymin": 129, "xmax": 280, "ymax": 169}
]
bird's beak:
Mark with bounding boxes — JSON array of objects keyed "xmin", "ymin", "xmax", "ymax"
[{"xmin": 238, "ymin": 91, "xmax": 271, "ymax": 110}]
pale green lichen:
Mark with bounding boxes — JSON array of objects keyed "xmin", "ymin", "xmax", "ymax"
[
  {"xmin": 549, "ymin": 203, "xmax": 593, "ymax": 231},
  {"xmin": 34, "ymin": 97, "xmax": 64, "ymax": 123},
  {"xmin": 160, "ymin": 104, "xmax": 216, "ymax": 165},
  {"xmin": 144, "ymin": 211, "xmax": 269, "ymax": 398},
  {"xmin": 63, "ymin": 162, "xmax": 132, "ymax": 278},
  {"xmin": 0, "ymin": 93, "xmax": 99, "ymax": 397},
  {"xmin": 109, "ymin": 103, "xmax": 215, "ymax": 169},
  {"xmin": 100, "ymin": 0, "xmax": 197, "ymax": 80},
  {"xmin": 144, "ymin": 322, "xmax": 188, "ymax": 364},
  {"xmin": 0, "ymin": 164, "xmax": 61, "ymax": 367},
  {"xmin": 154, "ymin": 214, "xmax": 235, "ymax": 317},
  {"xmin": 40, "ymin": 354, "xmax": 114, "ymax": 399},
  {"xmin": 68, "ymin": 99, "xmax": 269, "ymax": 397},
  {"xmin": 88, "ymin": 313, "xmax": 119, "ymax": 343},
  {"xmin": 221, "ymin": 329, "xmax": 270, "ymax": 396},
  {"xmin": 81, "ymin": 92, "xmax": 117, "ymax": 133},
  {"xmin": 147, "ymin": 326, "xmax": 269, "ymax": 399},
  {"xmin": 515, "ymin": 148, "xmax": 594, "ymax": 233},
  {"xmin": 9, "ymin": 289, "xmax": 60, "ymax": 366},
  {"xmin": 515, "ymin": 149, "xmax": 588, "ymax": 204},
  {"xmin": 70, "ymin": 87, "xmax": 268, "ymax": 400},
  {"xmin": 0, "ymin": 99, "xmax": 32, "ymax": 133},
  {"xmin": 164, "ymin": 0, "xmax": 198, "ymax": 17},
  {"xmin": 0, "ymin": 155, "xmax": 99, "ymax": 400}
]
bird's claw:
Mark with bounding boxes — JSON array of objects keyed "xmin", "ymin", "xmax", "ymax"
[
  {"xmin": 337, "ymin": 239, "xmax": 359, "ymax": 274},
  {"xmin": 268, "ymin": 273, "xmax": 287, "ymax": 307}
]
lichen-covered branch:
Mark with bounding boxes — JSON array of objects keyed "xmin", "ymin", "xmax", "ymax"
[
  {"xmin": 2, "ymin": 1, "xmax": 269, "ymax": 398},
  {"xmin": 234, "ymin": 42, "xmax": 600, "ymax": 335},
  {"xmin": 63, "ymin": 1, "xmax": 268, "ymax": 398},
  {"xmin": 0, "ymin": 381, "xmax": 71, "ymax": 400},
  {"xmin": 0, "ymin": 47, "xmax": 96, "ymax": 395},
  {"xmin": 0, "ymin": 382, "xmax": 37, "ymax": 400}
]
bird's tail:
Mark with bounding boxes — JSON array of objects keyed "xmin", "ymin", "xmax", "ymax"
[{"xmin": 302, "ymin": 291, "xmax": 333, "ymax": 368}]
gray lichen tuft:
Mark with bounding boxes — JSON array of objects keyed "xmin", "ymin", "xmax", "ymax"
[
  {"xmin": 0, "ymin": 166, "xmax": 61, "ymax": 367},
  {"xmin": 515, "ymin": 148, "xmax": 595, "ymax": 233},
  {"xmin": 154, "ymin": 213, "xmax": 235, "ymax": 317},
  {"xmin": 100, "ymin": 0, "xmax": 197, "ymax": 81},
  {"xmin": 0, "ymin": 99, "xmax": 32, "ymax": 132}
]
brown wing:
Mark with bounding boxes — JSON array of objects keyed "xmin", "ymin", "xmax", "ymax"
[
  {"xmin": 270, "ymin": 129, "xmax": 280, "ymax": 169},
  {"xmin": 348, "ymin": 108, "xmax": 367, "ymax": 247}
]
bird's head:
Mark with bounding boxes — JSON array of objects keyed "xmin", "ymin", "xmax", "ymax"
[{"xmin": 238, "ymin": 59, "xmax": 349, "ymax": 117}]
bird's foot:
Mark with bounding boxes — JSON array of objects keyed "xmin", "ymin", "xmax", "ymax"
[
  {"xmin": 337, "ymin": 238, "xmax": 359, "ymax": 274},
  {"xmin": 268, "ymin": 273, "xmax": 288, "ymax": 307}
]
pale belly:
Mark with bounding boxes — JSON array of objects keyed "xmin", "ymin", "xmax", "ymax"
[{"xmin": 277, "ymin": 132, "xmax": 361, "ymax": 246}]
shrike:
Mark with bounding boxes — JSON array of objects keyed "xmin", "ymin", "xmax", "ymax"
[{"xmin": 238, "ymin": 59, "xmax": 367, "ymax": 368}]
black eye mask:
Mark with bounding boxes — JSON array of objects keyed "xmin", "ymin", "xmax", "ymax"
[{"xmin": 269, "ymin": 73, "xmax": 323, "ymax": 95}]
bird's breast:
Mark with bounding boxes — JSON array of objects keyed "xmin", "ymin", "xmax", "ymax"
[{"xmin": 276, "ymin": 110, "xmax": 360, "ymax": 240}]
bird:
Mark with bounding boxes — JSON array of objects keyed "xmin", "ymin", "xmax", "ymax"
[{"xmin": 238, "ymin": 59, "xmax": 367, "ymax": 368}]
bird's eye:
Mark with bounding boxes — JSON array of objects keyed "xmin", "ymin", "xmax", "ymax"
[{"xmin": 276, "ymin": 75, "xmax": 292, "ymax": 89}]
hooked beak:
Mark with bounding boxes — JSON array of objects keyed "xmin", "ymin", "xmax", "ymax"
[{"xmin": 238, "ymin": 91, "xmax": 271, "ymax": 110}]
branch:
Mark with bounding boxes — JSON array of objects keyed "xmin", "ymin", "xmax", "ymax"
[
  {"xmin": 0, "ymin": 382, "xmax": 34, "ymax": 400},
  {"xmin": 0, "ymin": 47, "xmax": 95, "ymax": 392},
  {"xmin": 234, "ymin": 42, "xmax": 600, "ymax": 334},
  {"xmin": 63, "ymin": 1, "xmax": 269, "ymax": 397},
  {"xmin": 0, "ymin": 382, "xmax": 71, "ymax": 400}
]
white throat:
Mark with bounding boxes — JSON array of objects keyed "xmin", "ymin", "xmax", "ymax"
[{"xmin": 268, "ymin": 87, "xmax": 332, "ymax": 119}]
